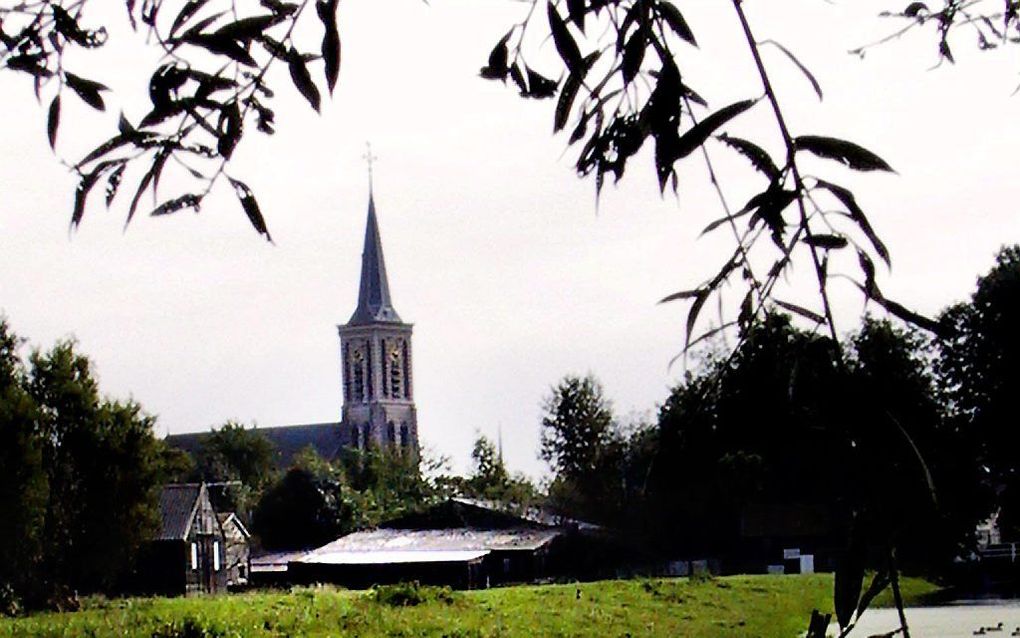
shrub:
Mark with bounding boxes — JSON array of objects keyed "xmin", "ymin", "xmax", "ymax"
[{"xmin": 371, "ymin": 582, "xmax": 458, "ymax": 607}]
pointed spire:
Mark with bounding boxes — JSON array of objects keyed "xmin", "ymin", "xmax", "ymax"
[{"xmin": 348, "ymin": 154, "xmax": 402, "ymax": 325}]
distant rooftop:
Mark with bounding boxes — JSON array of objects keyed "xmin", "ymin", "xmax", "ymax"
[{"xmin": 165, "ymin": 422, "xmax": 342, "ymax": 469}]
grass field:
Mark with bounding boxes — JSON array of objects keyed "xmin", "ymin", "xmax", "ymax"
[{"xmin": 0, "ymin": 574, "xmax": 940, "ymax": 638}]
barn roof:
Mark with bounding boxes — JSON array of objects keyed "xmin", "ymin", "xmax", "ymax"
[
  {"xmin": 294, "ymin": 527, "xmax": 559, "ymax": 567},
  {"xmin": 157, "ymin": 484, "xmax": 204, "ymax": 541}
]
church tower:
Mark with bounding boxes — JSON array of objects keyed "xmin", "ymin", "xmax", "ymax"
[{"xmin": 338, "ymin": 185, "xmax": 419, "ymax": 455}]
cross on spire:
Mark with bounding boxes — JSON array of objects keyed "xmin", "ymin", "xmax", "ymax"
[{"xmin": 362, "ymin": 142, "xmax": 378, "ymax": 191}]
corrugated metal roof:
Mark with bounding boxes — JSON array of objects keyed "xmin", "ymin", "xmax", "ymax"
[
  {"xmin": 157, "ymin": 484, "xmax": 203, "ymax": 541},
  {"xmin": 252, "ymin": 550, "xmax": 311, "ymax": 573},
  {"xmin": 299, "ymin": 550, "xmax": 489, "ymax": 565},
  {"xmin": 304, "ymin": 527, "xmax": 560, "ymax": 559}
]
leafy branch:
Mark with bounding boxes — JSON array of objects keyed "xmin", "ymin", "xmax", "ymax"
[{"xmin": 1, "ymin": 0, "xmax": 343, "ymax": 239}]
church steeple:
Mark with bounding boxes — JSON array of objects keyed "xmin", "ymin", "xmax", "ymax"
[
  {"xmin": 338, "ymin": 149, "xmax": 418, "ymax": 457},
  {"xmin": 348, "ymin": 184, "xmax": 402, "ymax": 325}
]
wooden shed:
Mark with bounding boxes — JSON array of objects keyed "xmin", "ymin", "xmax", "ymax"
[
  {"xmin": 217, "ymin": 512, "xmax": 252, "ymax": 588},
  {"xmin": 135, "ymin": 483, "xmax": 228, "ymax": 596}
]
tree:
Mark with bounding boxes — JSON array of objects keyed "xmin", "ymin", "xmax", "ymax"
[
  {"xmin": 938, "ymin": 246, "xmax": 1020, "ymax": 535},
  {"xmin": 462, "ymin": 434, "xmax": 541, "ymax": 509},
  {"xmin": 252, "ymin": 449, "xmax": 352, "ymax": 550},
  {"xmin": 0, "ymin": 323, "xmax": 173, "ymax": 611},
  {"xmin": 195, "ymin": 420, "xmax": 276, "ymax": 516},
  {"xmin": 0, "ymin": 320, "xmax": 46, "ymax": 615}
]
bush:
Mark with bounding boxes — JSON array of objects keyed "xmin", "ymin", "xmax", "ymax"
[
  {"xmin": 150, "ymin": 617, "xmax": 226, "ymax": 638},
  {"xmin": 371, "ymin": 582, "xmax": 458, "ymax": 607}
]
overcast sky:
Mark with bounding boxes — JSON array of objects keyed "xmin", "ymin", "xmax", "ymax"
[{"xmin": 1, "ymin": 0, "xmax": 1018, "ymax": 478}]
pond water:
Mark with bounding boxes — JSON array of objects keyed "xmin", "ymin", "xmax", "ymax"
[{"xmin": 843, "ymin": 601, "xmax": 1020, "ymax": 637}]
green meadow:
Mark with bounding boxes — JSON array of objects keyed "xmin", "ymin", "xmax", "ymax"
[{"xmin": 0, "ymin": 574, "xmax": 940, "ymax": 638}]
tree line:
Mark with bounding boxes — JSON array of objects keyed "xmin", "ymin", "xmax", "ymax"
[{"xmin": 538, "ymin": 246, "xmax": 1020, "ymax": 583}]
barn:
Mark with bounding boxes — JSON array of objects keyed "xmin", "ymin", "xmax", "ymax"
[
  {"xmin": 134, "ymin": 484, "xmax": 229, "ymax": 596},
  {"xmin": 285, "ymin": 498, "xmax": 619, "ymax": 589}
]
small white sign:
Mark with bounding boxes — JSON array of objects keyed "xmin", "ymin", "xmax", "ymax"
[
  {"xmin": 783, "ymin": 548, "xmax": 801, "ymax": 560},
  {"xmin": 799, "ymin": 555, "xmax": 815, "ymax": 574}
]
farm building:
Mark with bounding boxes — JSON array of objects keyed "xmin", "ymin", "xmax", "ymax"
[
  {"xmin": 217, "ymin": 512, "xmax": 252, "ymax": 588},
  {"xmin": 134, "ymin": 483, "xmax": 230, "ymax": 596},
  {"xmin": 283, "ymin": 498, "xmax": 622, "ymax": 589}
]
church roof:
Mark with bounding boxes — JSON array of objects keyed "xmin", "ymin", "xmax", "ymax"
[
  {"xmin": 347, "ymin": 192, "xmax": 402, "ymax": 325},
  {"xmin": 166, "ymin": 421, "xmax": 342, "ymax": 470}
]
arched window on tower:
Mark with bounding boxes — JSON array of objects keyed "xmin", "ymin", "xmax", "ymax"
[
  {"xmin": 351, "ymin": 424, "xmax": 361, "ymax": 449},
  {"xmin": 352, "ymin": 350, "xmax": 365, "ymax": 402},
  {"xmin": 399, "ymin": 423, "xmax": 409, "ymax": 448},
  {"xmin": 365, "ymin": 340, "xmax": 374, "ymax": 399},
  {"xmin": 380, "ymin": 339, "xmax": 389, "ymax": 398},
  {"xmin": 402, "ymin": 340, "xmax": 411, "ymax": 399},
  {"xmin": 362, "ymin": 422, "xmax": 372, "ymax": 448},
  {"xmin": 343, "ymin": 344, "xmax": 351, "ymax": 401},
  {"xmin": 387, "ymin": 421, "xmax": 396, "ymax": 446},
  {"xmin": 389, "ymin": 347, "xmax": 401, "ymax": 398}
]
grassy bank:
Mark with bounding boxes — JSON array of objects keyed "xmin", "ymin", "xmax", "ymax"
[{"xmin": 0, "ymin": 574, "xmax": 939, "ymax": 638}]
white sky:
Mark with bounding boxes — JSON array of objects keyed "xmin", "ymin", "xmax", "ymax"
[{"xmin": 1, "ymin": 0, "xmax": 1018, "ymax": 478}]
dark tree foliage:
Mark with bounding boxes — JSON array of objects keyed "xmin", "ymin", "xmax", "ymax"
[
  {"xmin": 639, "ymin": 314, "xmax": 984, "ymax": 632},
  {"xmin": 252, "ymin": 462, "xmax": 349, "ymax": 550},
  {"xmin": 252, "ymin": 446, "xmax": 445, "ymax": 550},
  {"xmin": 461, "ymin": 435, "xmax": 540, "ymax": 509},
  {"xmin": 540, "ymin": 374, "xmax": 616, "ymax": 481},
  {"xmin": 540, "ymin": 374, "xmax": 655, "ymax": 525},
  {"xmin": 195, "ymin": 420, "xmax": 276, "ymax": 516},
  {"xmin": 0, "ymin": 322, "xmax": 176, "ymax": 612},
  {"xmin": 938, "ymin": 246, "xmax": 1020, "ymax": 535}
]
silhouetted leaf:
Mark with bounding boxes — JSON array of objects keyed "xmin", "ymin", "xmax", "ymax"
[
  {"xmin": 105, "ymin": 163, "xmax": 126, "ymax": 208},
  {"xmin": 855, "ymin": 570, "xmax": 890, "ymax": 619},
  {"xmin": 567, "ymin": 0, "xmax": 585, "ymax": 31},
  {"xmin": 685, "ymin": 289, "xmax": 709, "ymax": 347},
  {"xmin": 72, "ymin": 160, "xmax": 123, "ymax": 228},
  {"xmin": 795, "ymin": 135, "xmax": 894, "ymax": 172},
  {"xmin": 213, "ymin": 15, "xmax": 282, "ymax": 41},
  {"xmin": 183, "ymin": 32, "xmax": 257, "ymax": 66},
  {"xmin": 65, "ymin": 73, "xmax": 108, "ymax": 111},
  {"xmin": 7, "ymin": 54, "xmax": 52, "ymax": 77},
  {"xmin": 170, "ymin": 0, "xmax": 212, "ymax": 36},
  {"xmin": 229, "ymin": 178, "xmax": 272, "ymax": 241},
  {"xmin": 621, "ymin": 30, "xmax": 645, "ymax": 84},
  {"xmin": 481, "ymin": 31, "xmax": 511, "ymax": 80},
  {"xmin": 47, "ymin": 96, "xmax": 60, "ymax": 149},
  {"xmin": 804, "ymin": 233, "xmax": 848, "ymax": 250},
  {"xmin": 548, "ymin": 1, "xmax": 582, "ymax": 71},
  {"xmin": 834, "ymin": 531, "xmax": 866, "ymax": 629},
  {"xmin": 509, "ymin": 63, "xmax": 526, "ymax": 93},
  {"xmin": 127, "ymin": 148, "xmax": 171, "ymax": 226},
  {"xmin": 774, "ymin": 299, "xmax": 825, "ymax": 324},
  {"xmin": 77, "ymin": 131, "xmax": 156, "ymax": 168},
  {"xmin": 217, "ymin": 101, "xmax": 243, "ymax": 158},
  {"xmin": 555, "ymin": 70, "xmax": 584, "ymax": 132},
  {"xmin": 672, "ymin": 99, "xmax": 756, "ymax": 161},
  {"xmin": 903, "ymin": 2, "xmax": 928, "ymax": 17},
  {"xmin": 288, "ymin": 48, "xmax": 321, "ymax": 111},
  {"xmin": 151, "ymin": 193, "xmax": 202, "ymax": 216},
  {"xmin": 815, "ymin": 179, "xmax": 890, "ymax": 266},
  {"xmin": 659, "ymin": 288, "xmax": 701, "ymax": 304},
  {"xmin": 717, "ymin": 133, "xmax": 780, "ymax": 180},
  {"xmin": 523, "ymin": 67, "xmax": 557, "ymax": 99},
  {"xmin": 657, "ymin": 1, "xmax": 697, "ymax": 46},
  {"xmin": 316, "ymin": 0, "xmax": 341, "ymax": 93},
  {"xmin": 761, "ymin": 40, "xmax": 823, "ymax": 101}
]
